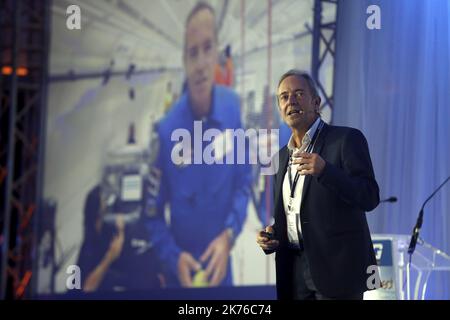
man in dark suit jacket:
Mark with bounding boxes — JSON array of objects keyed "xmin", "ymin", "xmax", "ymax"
[{"xmin": 256, "ymin": 70, "xmax": 380, "ymax": 300}]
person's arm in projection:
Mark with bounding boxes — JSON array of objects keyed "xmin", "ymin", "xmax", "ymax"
[{"xmin": 83, "ymin": 217, "xmax": 125, "ymax": 292}]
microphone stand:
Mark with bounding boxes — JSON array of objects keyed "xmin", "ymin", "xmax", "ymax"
[
  {"xmin": 406, "ymin": 175, "xmax": 450, "ymax": 299},
  {"xmin": 408, "ymin": 176, "xmax": 450, "ymax": 256}
]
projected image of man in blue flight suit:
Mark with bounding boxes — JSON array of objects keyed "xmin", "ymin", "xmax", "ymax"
[{"xmin": 144, "ymin": 2, "xmax": 251, "ymax": 287}]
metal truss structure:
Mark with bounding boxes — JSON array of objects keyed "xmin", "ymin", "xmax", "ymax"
[
  {"xmin": 311, "ymin": 0, "xmax": 338, "ymax": 117},
  {"xmin": 0, "ymin": 0, "xmax": 50, "ymax": 299}
]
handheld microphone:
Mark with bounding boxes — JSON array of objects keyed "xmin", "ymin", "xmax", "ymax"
[
  {"xmin": 380, "ymin": 196, "xmax": 397, "ymax": 203},
  {"xmin": 408, "ymin": 176, "xmax": 450, "ymax": 255}
]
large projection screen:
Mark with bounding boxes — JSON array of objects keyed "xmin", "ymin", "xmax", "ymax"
[{"xmin": 37, "ymin": 0, "xmax": 334, "ymax": 296}]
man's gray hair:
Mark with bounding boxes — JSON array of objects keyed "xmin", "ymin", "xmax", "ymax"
[{"xmin": 277, "ymin": 69, "xmax": 320, "ymax": 98}]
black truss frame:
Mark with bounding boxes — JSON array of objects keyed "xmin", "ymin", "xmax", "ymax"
[
  {"xmin": 0, "ymin": 0, "xmax": 50, "ymax": 299},
  {"xmin": 311, "ymin": 0, "xmax": 338, "ymax": 118}
]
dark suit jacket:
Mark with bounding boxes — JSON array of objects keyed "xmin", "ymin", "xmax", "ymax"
[{"xmin": 268, "ymin": 122, "xmax": 379, "ymax": 299}]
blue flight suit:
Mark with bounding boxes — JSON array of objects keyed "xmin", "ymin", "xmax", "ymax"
[{"xmin": 145, "ymin": 85, "xmax": 251, "ymax": 286}]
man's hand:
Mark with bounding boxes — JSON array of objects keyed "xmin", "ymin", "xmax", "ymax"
[
  {"xmin": 200, "ymin": 229, "xmax": 232, "ymax": 286},
  {"xmin": 256, "ymin": 226, "xmax": 279, "ymax": 251},
  {"xmin": 178, "ymin": 252, "xmax": 201, "ymax": 287},
  {"xmin": 293, "ymin": 152, "xmax": 326, "ymax": 176}
]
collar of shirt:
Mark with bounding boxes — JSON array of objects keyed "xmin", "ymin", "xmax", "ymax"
[
  {"xmin": 186, "ymin": 85, "xmax": 224, "ymax": 128},
  {"xmin": 286, "ymin": 117, "xmax": 321, "ymax": 153}
]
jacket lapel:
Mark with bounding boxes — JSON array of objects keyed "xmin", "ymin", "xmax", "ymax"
[
  {"xmin": 300, "ymin": 122, "xmax": 329, "ymax": 205},
  {"xmin": 274, "ymin": 147, "xmax": 289, "ymax": 214}
]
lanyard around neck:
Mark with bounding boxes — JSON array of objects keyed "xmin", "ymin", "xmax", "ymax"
[{"xmin": 288, "ymin": 120, "xmax": 324, "ymax": 198}]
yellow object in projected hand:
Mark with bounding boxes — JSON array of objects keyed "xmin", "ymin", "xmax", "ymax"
[{"xmin": 192, "ymin": 270, "xmax": 209, "ymax": 287}]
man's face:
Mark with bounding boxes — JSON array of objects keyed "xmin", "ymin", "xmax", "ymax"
[
  {"xmin": 184, "ymin": 9, "xmax": 217, "ymax": 111},
  {"xmin": 277, "ymin": 75, "xmax": 319, "ymax": 129}
]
